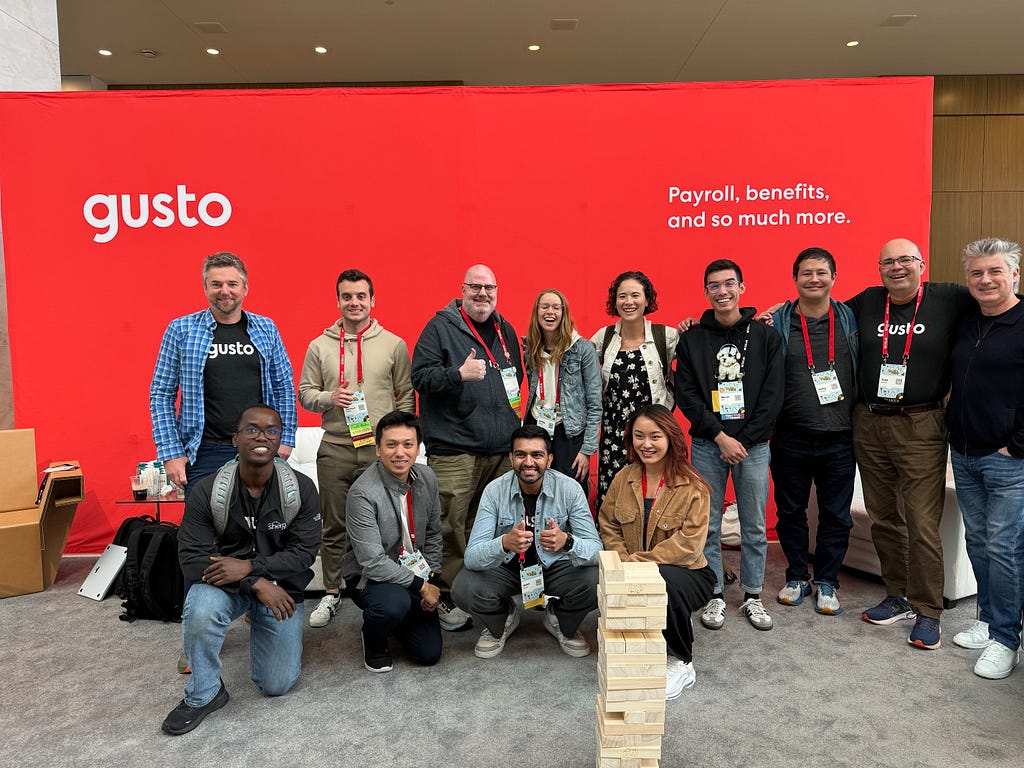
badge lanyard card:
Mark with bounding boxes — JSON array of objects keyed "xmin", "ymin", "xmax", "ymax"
[
  {"xmin": 340, "ymin": 327, "xmax": 375, "ymax": 447},
  {"xmin": 801, "ymin": 304, "xmax": 844, "ymax": 405},
  {"xmin": 460, "ymin": 307, "xmax": 522, "ymax": 413},
  {"xmin": 877, "ymin": 285, "xmax": 923, "ymax": 401},
  {"xmin": 535, "ymin": 363, "xmax": 560, "ymax": 437},
  {"xmin": 518, "ymin": 505, "xmax": 545, "ymax": 610},
  {"xmin": 397, "ymin": 488, "xmax": 431, "ymax": 578}
]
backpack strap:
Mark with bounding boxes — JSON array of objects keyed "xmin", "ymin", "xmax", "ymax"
[
  {"xmin": 210, "ymin": 458, "xmax": 301, "ymax": 536},
  {"xmin": 600, "ymin": 326, "xmax": 614, "ymax": 365},
  {"xmin": 652, "ymin": 323, "xmax": 670, "ymax": 377}
]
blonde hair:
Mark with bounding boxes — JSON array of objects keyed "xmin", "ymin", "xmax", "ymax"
[{"xmin": 526, "ymin": 288, "xmax": 576, "ymax": 372}]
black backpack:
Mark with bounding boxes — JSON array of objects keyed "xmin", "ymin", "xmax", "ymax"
[
  {"xmin": 119, "ymin": 520, "xmax": 184, "ymax": 623},
  {"xmin": 111, "ymin": 514, "xmax": 156, "ymax": 599}
]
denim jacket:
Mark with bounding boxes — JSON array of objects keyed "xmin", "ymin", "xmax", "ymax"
[
  {"xmin": 463, "ymin": 469, "xmax": 602, "ymax": 571},
  {"xmin": 525, "ymin": 335, "xmax": 603, "ymax": 456}
]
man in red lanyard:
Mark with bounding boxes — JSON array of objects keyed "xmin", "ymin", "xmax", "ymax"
[
  {"xmin": 342, "ymin": 411, "xmax": 443, "ymax": 673},
  {"xmin": 768, "ymin": 248, "xmax": 859, "ymax": 617},
  {"xmin": 847, "ymin": 238, "xmax": 974, "ymax": 649},
  {"xmin": 411, "ymin": 264, "xmax": 525, "ymax": 632},
  {"xmin": 453, "ymin": 425, "xmax": 601, "ymax": 658},
  {"xmin": 675, "ymin": 259, "xmax": 784, "ymax": 633},
  {"xmin": 298, "ymin": 269, "xmax": 415, "ymax": 629}
]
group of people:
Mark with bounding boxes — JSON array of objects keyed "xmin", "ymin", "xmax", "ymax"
[{"xmin": 148, "ymin": 240, "xmax": 1024, "ymax": 734}]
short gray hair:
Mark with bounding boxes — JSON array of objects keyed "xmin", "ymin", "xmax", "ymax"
[
  {"xmin": 202, "ymin": 252, "xmax": 248, "ymax": 285},
  {"xmin": 962, "ymin": 238, "xmax": 1021, "ymax": 272}
]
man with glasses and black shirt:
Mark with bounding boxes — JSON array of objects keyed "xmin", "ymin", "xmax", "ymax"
[
  {"xmin": 848, "ymin": 238, "xmax": 974, "ymax": 650},
  {"xmin": 411, "ymin": 265, "xmax": 524, "ymax": 632}
]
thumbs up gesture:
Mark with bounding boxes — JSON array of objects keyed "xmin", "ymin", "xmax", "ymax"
[{"xmin": 458, "ymin": 348, "xmax": 487, "ymax": 382}]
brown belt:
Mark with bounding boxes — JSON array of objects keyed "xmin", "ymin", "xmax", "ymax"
[{"xmin": 866, "ymin": 401, "xmax": 944, "ymax": 416}]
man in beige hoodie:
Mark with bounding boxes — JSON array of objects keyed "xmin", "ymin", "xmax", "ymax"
[{"xmin": 299, "ymin": 269, "xmax": 415, "ymax": 627}]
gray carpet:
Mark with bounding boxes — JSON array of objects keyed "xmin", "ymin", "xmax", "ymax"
[{"xmin": 1, "ymin": 546, "xmax": 1021, "ymax": 768}]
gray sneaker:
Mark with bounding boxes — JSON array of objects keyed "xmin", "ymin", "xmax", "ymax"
[
  {"xmin": 473, "ymin": 605, "xmax": 521, "ymax": 659},
  {"xmin": 700, "ymin": 598, "xmax": 726, "ymax": 630},
  {"xmin": 953, "ymin": 620, "xmax": 989, "ymax": 650},
  {"xmin": 543, "ymin": 603, "xmax": 590, "ymax": 657},
  {"xmin": 308, "ymin": 593, "xmax": 342, "ymax": 628},
  {"xmin": 740, "ymin": 597, "xmax": 774, "ymax": 631},
  {"xmin": 438, "ymin": 598, "xmax": 472, "ymax": 631}
]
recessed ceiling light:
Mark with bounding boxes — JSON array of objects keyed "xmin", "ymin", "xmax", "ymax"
[
  {"xmin": 846, "ymin": 40, "xmax": 859, "ymax": 47},
  {"xmin": 206, "ymin": 48, "xmax": 220, "ymax": 55},
  {"xmin": 527, "ymin": 44, "xmax": 541, "ymax": 52},
  {"xmin": 98, "ymin": 49, "xmax": 112, "ymax": 56},
  {"xmin": 314, "ymin": 46, "xmax": 328, "ymax": 54}
]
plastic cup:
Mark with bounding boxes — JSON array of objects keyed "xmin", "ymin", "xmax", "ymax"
[{"xmin": 130, "ymin": 475, "xmax": 148, "ymax": 501}]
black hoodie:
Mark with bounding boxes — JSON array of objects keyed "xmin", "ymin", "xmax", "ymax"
[{"xmin": 674, "ymin": 307, "xmax": 784, "ymax": 448}]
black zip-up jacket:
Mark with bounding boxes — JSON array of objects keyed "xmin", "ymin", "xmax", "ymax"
[
  {"xmin": 411, "ymin": 300, "xmax": 524, "ymax": 456},
  {"xmin": 674, "ymin": 307, "xmax": 784, "ymax": 448},
  {"xmin": 178, "ymin": 469, "xmax": 322, "ymax": 601},
  {"xmin": 947, "ymin": 300, "xmax": 1024, "ymax": 458}
]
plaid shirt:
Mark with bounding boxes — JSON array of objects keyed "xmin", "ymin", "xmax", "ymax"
[{"xmin": 149, "ymin": 309, "xmax": 297, "ymax": 463}]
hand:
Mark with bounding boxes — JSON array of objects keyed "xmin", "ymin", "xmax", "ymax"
[
  {"xmin": 420, "ymin": 582, "xmax": 440, "ymax": 612},
  {"xmin": 277, "ymin": 445, "xmax": 292, "ymax": 460},
  {"xmin": 252, "ymin": 578, "xmax": 297, "ymax": 621},
  {"xmin": 570, "ymin": 452, "xmax": 590, "ymax": 482},
  {"xmin": 676, "ymin": 317, "xmax": 698, "ymax": 333},
  {"xmin": 459, "ymin": 349, "xmax": 487, "ymax": 382},
  {"xmin": 202, "ymin": 556, "xmax": 254, "ymax": 586},
  {"xmin": 501, "ymin": 520, "xmax": 533, "ymax": 554},
  {"xmin": 998, "ymin": 447, "xmax": 1013, "ymax": 457},
  {"xmin": 164, "ymin": 456, "xmax": 188, "ymax": 488},
  {"xmin": 714, "ymin": 433, "xmax": 748, "ymax": 465},
  {"xmin": 756, "ymin": 302, "xmax": 784, "ymax": 326},
  {"xmin": 539, "ymin": 518, "xmax": 567, "ymax": 553},
  {"xmin": 330, "ymin": 382, "xmax": 355, "ymax": 409}
]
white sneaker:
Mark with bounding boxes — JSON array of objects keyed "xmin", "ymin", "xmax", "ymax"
[
  {"xmin": 308, "ymin": 593, "xmax": 342, "ymax": 628},
  {"xmin": 700, "ymin": 598, "xmax": 726, "ymax": 630},
  {"xmin": 543, "ymin": 603, "xmax": 591, "ymax": 657},
  {"xmin": 666, "ymin": 656, "xmax": 696, "ymax": 700},
  {"xmin": 473, "ymin": 605, "xmax": 521, "ymax": 659},
  {"xmin": 953, "ymin": 620, "xmax": 990, "ymax": 650},
  {"xmin": 974, "ymin": 639, "xmax": 1020, "ymax": 680},
  {"xmin": 740, "ymin": 597, "xmax": 774, "ymax": 631},
  {"xmin": 438, "ymin": 599, "xmax": 472, "ymax": 631}
]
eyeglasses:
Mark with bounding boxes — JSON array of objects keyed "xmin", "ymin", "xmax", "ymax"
[
  {"xmin": 238, "ymin": 426, "xmax": 282, "ymax": 439},
  {"xmin": 706, "ymin": 279, "xmax": 739, "ymax": 292},
  {"xmin": 463, "ymin": 283, "xmax": 498, "ymax": 293},
  {"xmin": 878, "ymin": 255, "xmax": 922, "ymax": 269}
]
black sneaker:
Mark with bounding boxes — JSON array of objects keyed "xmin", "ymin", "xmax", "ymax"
[
  {"xmin": 361, "ymin": 630, "xmax": 393, "ymax": 673},
  {"xmin": 161, "ymin": 681, "xmax": 229, "ymax": 735}
]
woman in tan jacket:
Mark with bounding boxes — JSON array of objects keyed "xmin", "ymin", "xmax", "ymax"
[{"xmin": 598, "ymin": 404, "xmax": 715, "ymax": 699}]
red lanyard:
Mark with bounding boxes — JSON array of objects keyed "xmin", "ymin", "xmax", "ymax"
[
  {"xmin": 339, "ymin": 325, "xmax": 369, "ymax": 386},
  {"xmin": 881, "ymin": 285, "xmax": 923, "ymax": 362},
  {"xmin": 519, "ymin": 505, "xmax": 530, "ymax": 564},
  {"xmin": 460, "ymin": 307, "xmax": 513, "ymax": 368},
  {"xmin": 641, "ymin": 468, "xmax": 664, "ymax": 547},
  {"xmin": 538, "ymin": 363, "xmax": 560, "ymax": 404},
  {"xmin": 799, "ymin": 303, "xmax": 835, "ymax": 372}
]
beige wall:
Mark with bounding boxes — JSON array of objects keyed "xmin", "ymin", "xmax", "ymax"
[{"xmin": 931, "ymin": 75, "xmax": 1024, "ymax": 283}]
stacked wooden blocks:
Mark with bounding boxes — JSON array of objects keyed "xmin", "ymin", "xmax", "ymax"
[{"xmin": 596, "ymin": 550, "xmax": 668, "ymax": 768}]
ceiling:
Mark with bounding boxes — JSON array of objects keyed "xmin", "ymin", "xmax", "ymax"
[{"xmin": 57, "ymin": 1, "xmax": 1024, "ymax": 88}]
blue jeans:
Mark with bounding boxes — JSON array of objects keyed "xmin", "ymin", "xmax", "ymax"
[
  {"xmin": 184, "ymin": 440, "xmax": 239, "ymax": 501},
  {"xmin": 691, "ymin": 439, "xmax": 770, "ymax": 594},
  {"xmin": 182, "ymin": 583, "xmax": 304, "ymax": 707},
  {"xmin": 951, "ymin": 448, "xmax": 1024, "ymax": 651},
  {"xmin": 771, "ymin": 430, "xmax": 855, "ymax": 585}
]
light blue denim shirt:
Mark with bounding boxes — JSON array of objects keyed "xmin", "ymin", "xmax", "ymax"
[
  {"xmin": 463, "ymin": 468, "xmax": 602, "ymax": 570},
  {"xmin": 525, "ymin": 335, "xmax": 603, "ymax": 456}
]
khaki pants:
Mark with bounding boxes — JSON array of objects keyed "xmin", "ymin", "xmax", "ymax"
[
  {"xmin": 316, "ymin": 440, "xmax": 376, "ymax": 591},
  {"xmin": 427, "ymin": 453, "xmax": 511, "ymax": 590},
  {"xmin": 852, "ymin": 404, "xmax": 948, "ymax": 617}
]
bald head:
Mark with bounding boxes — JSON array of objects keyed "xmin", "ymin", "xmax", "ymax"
[
  {"xmin": 878, "ymin": 238, "xmax": 925, "ymax": 302},
  {"xmin": 461, "ymin": 264, "xmax": 499, "ymax": 322}
]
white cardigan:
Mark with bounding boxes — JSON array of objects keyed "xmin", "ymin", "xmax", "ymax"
[{"xmin": 590, "ymin": 319, "xmax": 678, "ymax": 410}]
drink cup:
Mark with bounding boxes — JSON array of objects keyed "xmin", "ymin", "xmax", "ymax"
[{"xmin": 130, "ymin": 474, "xmax": 148, "ymax": 501}]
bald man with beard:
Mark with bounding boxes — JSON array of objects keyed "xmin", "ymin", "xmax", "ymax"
[{"xmin": 411, "ymin": 265, "xmax": 524, "ymax": 631}]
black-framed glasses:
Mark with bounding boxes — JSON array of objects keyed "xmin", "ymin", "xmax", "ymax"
[
  {"xmin": 238, "ymin": 426, "xmax": 282, "ymax": 439},
  {"xmin": 878, "ymin": 255, "xmax": 922, "ymax": 269},
  {"xmin": 463, "ymin": 282, "xmax": 498, "ymax": 293}
]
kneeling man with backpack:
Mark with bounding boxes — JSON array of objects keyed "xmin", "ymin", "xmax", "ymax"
[{"xmin": 162, "ymin": 405, "xmax": 322, "ymax": 735}]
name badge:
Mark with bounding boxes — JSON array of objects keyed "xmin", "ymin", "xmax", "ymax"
[
  {"xmin": 877, "ymin": 363, "xmax": 907, "ymax": 400},
  {"xmin": 536, "ymin": 405, "xmax": 559, "ymax": 437},
  {"xmin": 520, "ymin": 562, "xmax": 545, "ymax": 610},
  {"xmin": 716, "ymin": 380, "xmax": 746, "ymax": 420},
  {"xmin": 811, "ymin": 369, "xmax": 844, "ymax": 405},
  {"xmin": 399, "ymin": 549, "xmax": 431, "ymax": 579},
  {"xmin": 501, "ymin": 367, "xmax": 522, "ymax": 411},
  {"xmin": 344, "ymin": 390, "xmax": 375, "ymax": 447}
]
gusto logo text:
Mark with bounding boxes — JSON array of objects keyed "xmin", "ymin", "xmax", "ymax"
[{"xmin": 83, "ymin": 185, "xmax": 232, "ymax": 243}]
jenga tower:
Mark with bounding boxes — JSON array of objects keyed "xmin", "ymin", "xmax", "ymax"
[{"xmin": 595, "ymin": 550, "xmax": 668, "ymax": 768}]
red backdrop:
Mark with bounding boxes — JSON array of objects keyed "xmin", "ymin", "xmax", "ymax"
[{"xmin": 0, "ymin": 78, "xmax": 933, "ymax": 552}]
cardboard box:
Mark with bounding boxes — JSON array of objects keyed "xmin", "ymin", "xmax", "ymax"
[{"xmin": 0, "ymin": 429, "xmax": 84, "ymax": 598}]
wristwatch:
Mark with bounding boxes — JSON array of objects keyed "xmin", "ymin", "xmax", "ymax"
[{"xmin": 560, "ymin": 532, "xmax": 574, "ymax": 552}]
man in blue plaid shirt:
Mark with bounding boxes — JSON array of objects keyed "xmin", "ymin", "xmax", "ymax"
[{"xmin": 149, "ymin": 252, "xmax": 297, "ymax": 499}]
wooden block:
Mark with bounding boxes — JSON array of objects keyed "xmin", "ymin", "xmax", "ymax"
[
  {"xmin": 598, "ymin": 758, "xmax": 643, "ymax": 768},
  {"xmin": 597, "ymin": 715, "xmax": 663, "ymax": 749},
  {"xmin": 602, "ymin": 616, "xmax": 648, "ymax": 630},
  {"xmin": 602, "ymin": 686, "xmax": 667, "ymax": 702},
  {"xmin": 597, "ymin": 706, "xmax": 665, "ymax": 735},
  {"xmin": 601, "ymin": 579, "xmax": 666, "ymax": 595},
  {"xmin": 599, "ymin": 665, "xmax": 666, "ymax": 691},
  {"xmin": 623, "ymin": 709, "xmax": 665, "ymax": 725},
  {"xmin": 599, "ymin": 550, "xmax": 624, "ymax": 580},
  {"xmin": 599, "ymin": 648, "xmax": 667, "ymax": 666},
  {"xmin": 600, "ymin": 629, "xmax": 626, "ymax": 655},
  {"xmin": 643, "ymin": 615, "xmax": 667, "ymax": 630},
  {"xmin": 622, "ymin": 561, "xmax": 661, "ymax": 575},
  {"xmin": 603, "ymin": 604, "xmax": 668, "ymax": 618},
  {"xmin": 598, "ymin": 692, "xmax": 666, "ymax": 714}
]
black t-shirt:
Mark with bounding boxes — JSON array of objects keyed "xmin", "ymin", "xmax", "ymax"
[
  {"xmin": 470, "ymin": 316, "xmax": 499, "ymax": 355},
  {"xmin": 203, "ymin": 318, "xmax": 263, "ymax": 440},
  {"xmin": 779, "ymin": 310, "xmax": 855, "ymax": 431},
  {"xmin": 845, "ymin": 282, "xmax": 974, "ymax": 406},
  {"xmin": 505, "ymin": 492, "xmax": 539, "ymax": 570}
]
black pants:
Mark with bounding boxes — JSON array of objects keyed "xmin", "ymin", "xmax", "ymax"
[
  {"xmin": 661, "ymin": 564, "xmax": 716, "ymax": 663},
  {"xmin": 524, "ymin": 418, "xmax": 588, "ymax": 498},
  {"xmin": 355, "ymin": 581, "xmax": 442, "ymax": 665}
]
